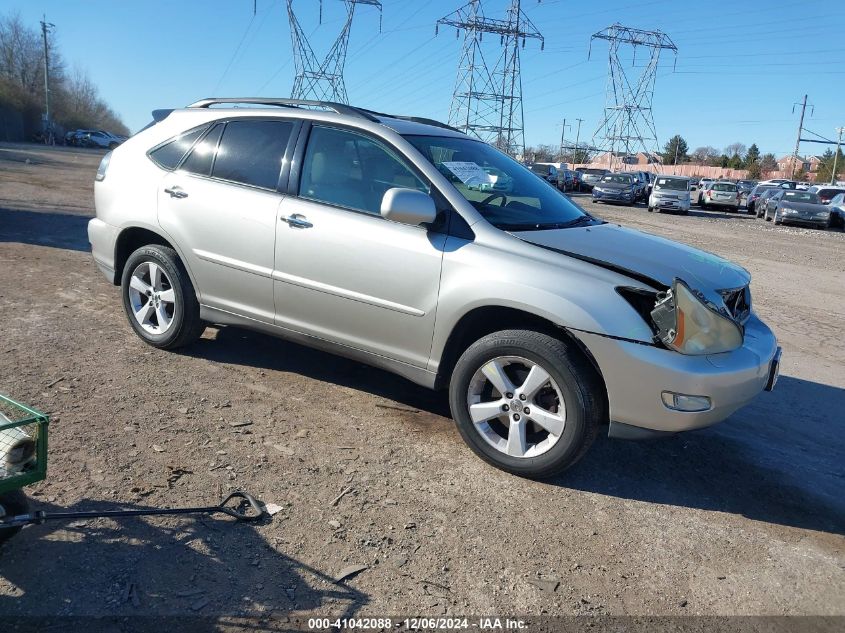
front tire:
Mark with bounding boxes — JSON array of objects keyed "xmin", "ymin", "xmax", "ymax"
[
  {"xmin": 121, "ymin": 245, "xmax": 205, "ymax": 349},
  {"xmin": 448, "ymin": 330, "xmax": 602, "ymax": 479}
]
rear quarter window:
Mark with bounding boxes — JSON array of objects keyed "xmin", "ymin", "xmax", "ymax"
[{"xmin": 148, "ymin": 126, "xmax": 208, "ymax": 170}]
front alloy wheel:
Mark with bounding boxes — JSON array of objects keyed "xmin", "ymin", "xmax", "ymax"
[
  {"xmin": 467, "ymin": 356, "xmax": 566, "ymax": 459},
  {"xmin": 449, "ymin": 330, "xmax": 603, "ymax": 479}
]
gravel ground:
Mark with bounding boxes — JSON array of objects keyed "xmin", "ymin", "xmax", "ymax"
[{"xmin": 0, "ymin": 144, "xmax": 843, "ymax": 624}]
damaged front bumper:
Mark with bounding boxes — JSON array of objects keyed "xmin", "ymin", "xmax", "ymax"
[{"xmin": 572, "ymin": 314, "xmax": 779, "ymax": 435}]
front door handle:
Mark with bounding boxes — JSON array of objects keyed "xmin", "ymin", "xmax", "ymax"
[
  {"xmin": 281, "ymin": 213, "xmax": 313, "ymax": 229},
  {"xmin": 164, "ymin": 186, "xmax": 188, "ymax": 199}
]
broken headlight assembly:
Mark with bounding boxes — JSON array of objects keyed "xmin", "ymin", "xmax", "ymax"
[{"xmin": 649, "ymin": 279, "xmax": 743, "ymax": 355}]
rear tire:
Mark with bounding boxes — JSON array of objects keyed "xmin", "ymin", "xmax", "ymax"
[
  {"xmin": 0, "ymin": 490, "xmax": 29, "ymax": 546},
  {"xmin": 449, "ymin": 330, "xmax": 603, "ymax": 479},
  {"xmin": 121, "ymin": 245, "xmax": 205, "ymax": 350}
]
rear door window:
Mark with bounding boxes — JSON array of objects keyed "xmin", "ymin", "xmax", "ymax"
[
  {"xmin": 180, "ymin": 123, "xmax": 224, "ymax": 177},
  {"xmin": 211, "ymin": 120, "xmax": 294, "ymax": 190}
]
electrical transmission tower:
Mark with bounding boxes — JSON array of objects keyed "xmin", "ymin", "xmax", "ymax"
[
  {"xmin": 286, "ymin": 0, "xmax": 382, "ymax": 103},
  {"xmin": 589, "ymin": 24, "xmax": 677, "ymax": 171},
  {"xmin": 437, "ymin": 0, "xmax": 543, "ymax": 158}
]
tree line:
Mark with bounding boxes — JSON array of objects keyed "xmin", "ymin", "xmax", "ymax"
[
  {"xmin": 661, "ymin": 134, "xmax": 842, "ymax": 181},
  {"xmin": 526, "ymin": 133, "xmax": 841, "ymax": 183},
  {"xmin": 0, "ymin": 11, "xmax": 128, "ymax": 141}
]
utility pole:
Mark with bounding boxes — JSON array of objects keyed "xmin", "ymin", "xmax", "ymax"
[
  {"xmin": 557, "ymin": 119, "xmax": 570, "ymax": 162},
  {"xmin": 832, "ymin": 127, "xmax": 844, "ymax": 185},
  {"xmin": 40, "ymin": 15, "xmax": 55, "ymax": 145},
  {"xmin": 573, "ymin": 117, "xmax": 584, "ymax": 163},
  {"xmin": 791, "ymin": 94, "xmax": 813, "ymax": 179}
]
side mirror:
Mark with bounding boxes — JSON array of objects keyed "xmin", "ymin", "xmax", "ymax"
[{"xmin": 380, "ymin": 188, "xmax": 437, "ymax": 226}]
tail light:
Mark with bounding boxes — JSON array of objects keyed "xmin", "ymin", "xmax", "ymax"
[{"xmin": 706, "ymin": 190, "xmax": 712, "ymax": 198}]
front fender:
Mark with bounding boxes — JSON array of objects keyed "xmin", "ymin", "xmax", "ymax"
[{"xmin": 429, "ymin": 239, "xmax": 656, "ymax": 372}]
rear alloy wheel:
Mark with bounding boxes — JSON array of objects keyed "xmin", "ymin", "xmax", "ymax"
[
  {"xmin": 449, "ymin": 330, "xmax": 602, "ymax": 479},
  {"xmin": 121, "ymin": 245, "xmax": 205, "ymax": 349}
]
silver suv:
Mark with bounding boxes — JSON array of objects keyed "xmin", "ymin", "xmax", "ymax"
[{"xmin": 88, "ymin": 98, "xmax": 780, "ymax": 478}]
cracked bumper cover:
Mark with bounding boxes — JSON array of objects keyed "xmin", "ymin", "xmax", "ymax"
[{"xmin": 572, "ymin": 314, "xmax": 778, "ymax": 433}]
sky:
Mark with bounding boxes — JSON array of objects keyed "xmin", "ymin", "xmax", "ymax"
[{"xmin": 7, "ymin": 0, "xmax": 845, "ymax": 158}]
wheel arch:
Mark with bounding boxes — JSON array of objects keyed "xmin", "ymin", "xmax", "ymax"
[
  {"xmin": 113, "ymin": 226, "xmax": 198, "ymax": 293},
  {"xmin": 433, "ymin": 305, "xmax": 608, "ymax": 418}
]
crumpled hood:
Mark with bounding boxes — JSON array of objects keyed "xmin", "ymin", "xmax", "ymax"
[{"xmin": 513, "ymin": 223, "xmax": 751, "ymax": 293}]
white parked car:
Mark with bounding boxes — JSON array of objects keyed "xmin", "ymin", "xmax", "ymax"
[
  {"xmin": 700, "ymin": 181, "xmax": 740, "ymax": 211},
  {"xmin": 648, "ymin": 176, "xmax": 691, "ymax": 214}
]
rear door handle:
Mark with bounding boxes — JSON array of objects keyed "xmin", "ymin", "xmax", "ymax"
[
  {"xmin": 164, "ymin": 186, "xmax": 188, "ymax": 199},
  {"xmin": 281, "ymin": 213, "xmax": 312, "ymax": 229}
]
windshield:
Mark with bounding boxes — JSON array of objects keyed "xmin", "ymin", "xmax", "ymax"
[
  {"xmin": 405, "ymin": 135, "xmax": 596, "ymax": 230},
  {"xmin": 783, "ymin": 191, "xmax": 819, "ymax": 203},
  {"xmin": 600, "ymin": 174, "xmax": 633, "ymax": 184},
  {"xmin": 655, "ymin": 177, "xmax": 688, "ymax": 191},
  {"xmin": 712, "ymin": 183, "xmax": 737, "ymax": 192}
]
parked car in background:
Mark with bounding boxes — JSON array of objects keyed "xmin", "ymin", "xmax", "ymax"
[
  {"xmin": 737, "ymin": 180, "xmax": 757, "ymax": 195},
  {"xmin": 571, "ymin": 170, "xmax": 584, "ymax": 192},
  {"xmin": 558, "ymin": 169, "xmax": 576, "ymax": 192},
  {"xmin": 592, "ymin": 173, "xmax": 637, "ymax": 205},
  {"xmin": 746, "ymin": 184, "xmax": 779, "ymax": 215},
  {"xmin": 87, "ymin": 96, "xmax": 780, "ymax": 477},
  {"xmin": 85, "ymin": 130, "xmax": 123, "ymax": 150},
  {"xmin": 754, "ymin": 188, "xmax": 782, "ymax": 218},
  {"xmin": 645, "ymin": 172, "xmax": 656, "ymax": 197},
  {"xmin": 807, "ymin": 185, "xmax": 845, "ymax": 205},
  {"xmin": 694, "ymin": 178, "xmax": 714, "ymax": 204},
  {"xmin": 620, "ymin": 171, "xmax": 648, "ymax": 201},
  {"xmin": 529, "ymin": 163, "xmax": 561, "ymax": 185},
  {"xmin": 700, "ymin": 181, "xmax": 740, "ymax": 211},
  {"xmin": 826, "ymin": 192, "xmax": 845, "ymax": 229},
  {"xmin": 580, "ymin": 168, "xmax": 610, "ymax": 191},
  {"xmin": 763, "ymin": 190, "xmax": 831, "ymax": 227},
  {"xmin": 759, "ymin": 179, "xmax": 797, "ymax": 189},
  {"xmin": 648, "ymin": 176, "xmax": 691, "ymax": 214}
]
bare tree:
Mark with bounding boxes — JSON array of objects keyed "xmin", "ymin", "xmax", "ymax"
[
  {"xmin": 725, "ymin": 142, "xmax": 747, "ymax": 159},
  {"xmin": 690, "ymin": 146, "xmax": 719, "ymax": 164}
]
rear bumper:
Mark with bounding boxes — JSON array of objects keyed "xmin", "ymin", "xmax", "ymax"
[
  {"xmin": 87, "ymin": 218, "xmax": 119, "ymax": 284},
  {"xmin": 572, "ymin": 314, "xmax": 779, "ymax": 433}
]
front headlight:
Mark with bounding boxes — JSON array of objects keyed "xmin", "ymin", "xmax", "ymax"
[
  {"xmin": 780, "ymin": 207, "xmax": 796, "ymax": 214},
  {"xmin": 650, "ymin": 279, "xmax": 743, "ymax": 355}
]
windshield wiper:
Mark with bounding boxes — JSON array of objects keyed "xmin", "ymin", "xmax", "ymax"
[{"xmin": 499, "ymin": 215, "xmax": 598, "ymax": 231}]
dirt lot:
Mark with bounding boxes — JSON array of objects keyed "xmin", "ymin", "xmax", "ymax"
[{"xmin": 0, "ymin": 143, "xmax": 843, "ymax": 625}]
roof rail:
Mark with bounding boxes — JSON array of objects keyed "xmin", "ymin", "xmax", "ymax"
[
  {"xmin": 357, "ymin": 108, "xmax": 462, "ymax": 133},
  {"xmin": 186, "ymin": 98, "xmax": 380, "ymax": 122}
]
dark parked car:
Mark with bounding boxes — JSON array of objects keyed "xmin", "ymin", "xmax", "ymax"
[
  {"xmin": 827, "ymin": 192, "xmax": 845, "ymax": 229},
  {"xmin": 747, "ymin": 184, "xmax": 779, "ymax": 216},
  {"xmin": 763, "ymin": 190, "xmax": 831, "ymax": 228},
  {"xmin": 558, "ymin": 169, "xmax": 576, "ymax": 191},
  {"xmin": 591, "ymin": 173, "xmax": 637, "ymax": 205}
]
